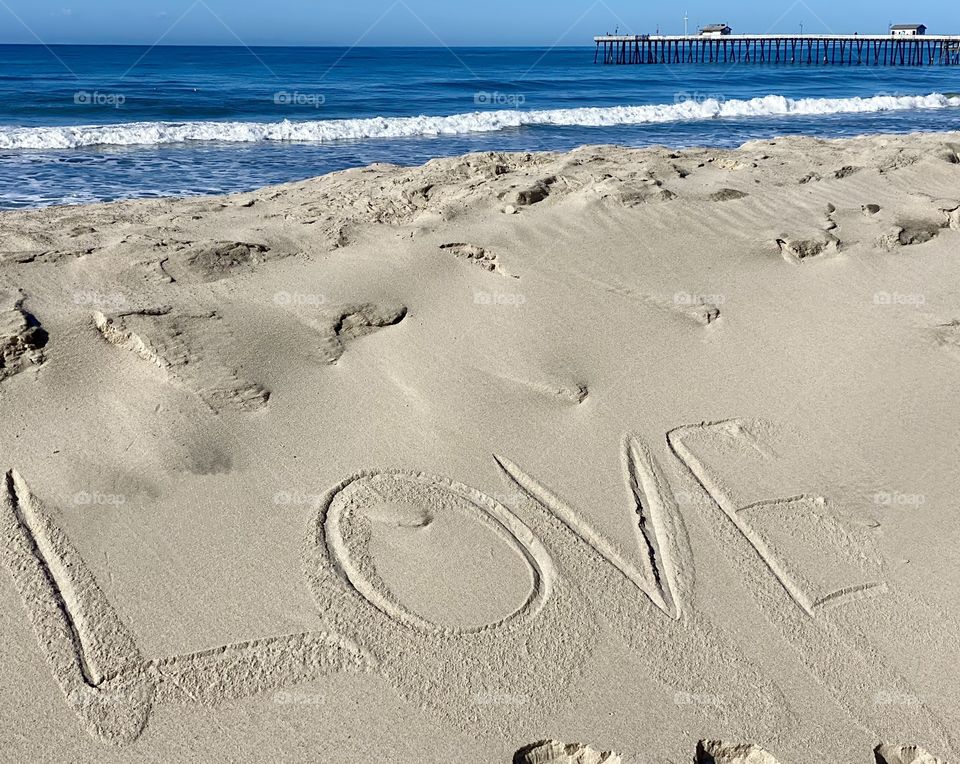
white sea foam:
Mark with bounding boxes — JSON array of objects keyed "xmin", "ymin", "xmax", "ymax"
[{"xmin": 1, "ymin": 93, "xmax": 958, "ymax": 150}]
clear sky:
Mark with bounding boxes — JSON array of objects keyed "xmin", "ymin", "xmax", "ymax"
[{"xmin": 0, "ymin": 0, "xmax": 956, "ymax": 46}]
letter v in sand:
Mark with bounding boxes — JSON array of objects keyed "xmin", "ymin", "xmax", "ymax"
[
  {"xmin": 494, "ymin": 435, "xmax": 789, "ymax": 742},
  {"xmin": 0, "ymin": 470, "xmax": 371, "ymax": 745},
  {"xmin": 497, "ymin": 435, "xmax": 685, "ymax": 620}
]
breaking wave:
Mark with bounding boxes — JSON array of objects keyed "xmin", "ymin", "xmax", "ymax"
[{"xmin": 2, "ymin": 93, "xmax": 958, "ymax": 149}]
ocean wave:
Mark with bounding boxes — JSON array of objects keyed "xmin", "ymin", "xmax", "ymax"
[{"xmin": 2, "ymin": 93, "xmax": 958, "ymax": 149}]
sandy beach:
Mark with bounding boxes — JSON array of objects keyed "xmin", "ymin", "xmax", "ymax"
[{"xmin": 1, "ymin": 131, "xmax": 959, "ymax": 763}]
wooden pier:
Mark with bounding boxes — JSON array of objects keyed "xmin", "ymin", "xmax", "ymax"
[{"xmin": 594, "ymin": 34, "xmax": 960, "ymax": 66}]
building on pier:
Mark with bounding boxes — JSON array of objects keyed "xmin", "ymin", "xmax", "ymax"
[
  {"xmin": 890, "ymin": 24, "xmax": 927, "ymax": 36},
  {"xmin": 700, "ymin": 24, "xmax": 732, "ymax": 38}
]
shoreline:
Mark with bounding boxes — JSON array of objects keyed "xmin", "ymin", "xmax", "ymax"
[{"xmin": 0, "ymin": 128, "xmax": 957, "ymax": 216}]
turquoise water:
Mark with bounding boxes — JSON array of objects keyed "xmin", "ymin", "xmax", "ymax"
[{"xmin": 1, "ymin": 44, "xmax": 959, "ymax": 208}]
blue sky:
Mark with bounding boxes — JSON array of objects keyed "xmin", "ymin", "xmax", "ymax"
[{"xmin": 0, "ymin": 0, "xmax": 955, "ymax": 46}]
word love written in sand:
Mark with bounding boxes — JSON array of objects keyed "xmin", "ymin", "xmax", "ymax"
[{"xmin": 0, "ymin": 421, "xmax": 935, "ymax": 748}]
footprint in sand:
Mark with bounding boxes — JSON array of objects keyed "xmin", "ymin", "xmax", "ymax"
[
  {"xmin": 587, "ymin": 175, "xmax": 676, "ymax": 207},
  {"xmin": 696, "ymin": 740, "xmax": 782, "ymax": 763},
  {"xmin": 776, "ymin": 233, "xmax": 841, "ymax": 263},
  {"xmin": 875, "ymin": 743, "xmax": 949, "ymax": 764},
  {"xmin": 933, "ymin": 320, "xmax": 960, "ymax": 355},
  {"xmin": 299, "ymin": 303, "xmax": 408, "ymax": 365},
  {"xmin": 673, "ymin": 297, "xmax": 722, "ymax": 326},
  {"xmin": 775, "ymin": 203, "xmax": 845, "ymax": 263},
  {"xmin": 1, "ymin": 290, "xmax": 48, "ymax": 382},
  {"xmin": 834, "ymin": 165, "xmax": 861, "ymax": 179},
  {"xmin": 439, "ymin": 242, "xmax": 511, "ymax": 275},
  {"xmin": 709, "ymin": 188, "xmax": 749, "ymax": 202},
  {"xmin": 873, "ymin": 206, "xmax": 955, "ymax": 250},
  {"xmin": 895, "ymin": 221, "xmax": 944, "ymax": 247},
  {"xmin": 824, "ymin": 202, "xmax": 839, "ymax": 230},
  {"xmin": 484, "ymin": 371, "xmax": 589, "ymax": 405},
  {"xmin": 158, "ymin": 239, "xmax": 288, "ymax": 284},
  {"xmin": 501, "ymin": 176, "xmax": 556, "ymax": 207},
  {"xmin": 933, "ymin": 199, "xmax": 960, "ymax": 229},
  {"xmin": 932, "ymin": 142, "xmax": 960, "ymax": 164},
  {"xmin": 93, "ymin": 308, "xmax": 270, "ymax": 412},
  {"xmin": 515, "ymin": 740, "xmax": 621, "ymax": 763}
]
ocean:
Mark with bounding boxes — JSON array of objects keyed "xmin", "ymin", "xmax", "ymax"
[{"xmin": 1, "ymin": 44, "xmax": 959, "ymax": 209}]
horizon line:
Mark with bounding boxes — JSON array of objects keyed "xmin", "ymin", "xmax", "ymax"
[{"xmin": 0, "ymin": 41, "xmax": 596, "ymax": 49}]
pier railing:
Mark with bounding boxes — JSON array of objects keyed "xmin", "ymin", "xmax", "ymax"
[{"xmin": 594, "ymin": 34, "xmax": 960, "ymax": 66}]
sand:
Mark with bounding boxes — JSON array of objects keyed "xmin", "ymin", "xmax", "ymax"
[{"xmin": 0, "ymin": 132, "xmax": 959, "ymax": 762}]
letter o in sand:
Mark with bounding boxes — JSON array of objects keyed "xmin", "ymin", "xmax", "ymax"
[
  {"xmin": 304, "ymin": 471, "xmax": 592, "ymax": 736},
  {"xmin": 322, "ymin": 471, "xmax": 553, "ymax": 632}
]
